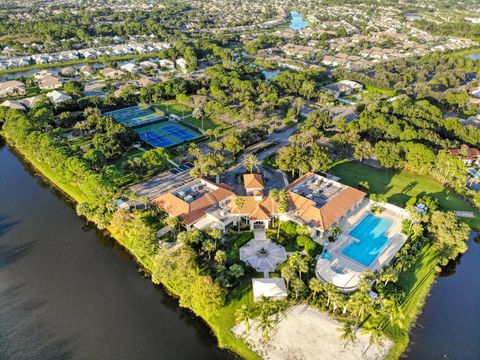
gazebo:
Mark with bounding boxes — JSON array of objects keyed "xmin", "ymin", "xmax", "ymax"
[{"xmin": 239, "ymin": 239, "xmax": 287, "ymax": 272}]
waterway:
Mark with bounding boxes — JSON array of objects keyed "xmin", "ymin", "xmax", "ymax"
[
  {"xmin": 406, "ymin": 233, "xmax": 480, "ymax": 359},
  {"xmin": 0, "ymin": 138, "xmax": 234, "ymax": 360},
  {"xmin": 289, "ymin": 11, "xmax": 309, "ymax": 30}
]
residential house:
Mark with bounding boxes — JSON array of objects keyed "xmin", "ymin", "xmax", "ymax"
[
  {"xmin": 322, "ymin": 80, "xmax": 363, "ymax": 98},
  {"xmin": 159, "ymin": 59, "xmax": 175, "ymax": 71},
  {"xmin": 280, "ymin": 172, "xmax": 366, "ymax": 238},
  {"xmin": 154, "ymin": 178, "xmax": 235, "ymax": 232},
  {"xmin": 47, "ymin": 90, "xmax": 72, "ymax": 105},
  {"xmin": 449, "ymin": 144, "xmax": 480, "ymax": 167},
  {"xmin": 154, "ymin": 171, "xmax": 366, "ymax": 239},
  {"xmin": 120, "ymin": 62, "xmax": 138, "ymax": 73},
  {"xmin": 175, "ymin": 58, "xmax": 187, "ymax": 72},
  {"xmin": 100, "ymin": 67, "xmax": 126, "ymax": 80},
  {"xmin": 139, "ymin": 60, "xmax": 158, "ymax": 70},
  {"xmin": 0, "ymin": 80, "xmax": 26, "ymax": 98},
  {"xmin": 38, "ymin": 75, "xmax": 63, "ymax": 90},
  {"xmin": 0, "ymin": 99, "xmax": 26, "ymax": 110},
  {"xmin": 79, "ymin": 65, "xmax": 94, "ymax": 77}
]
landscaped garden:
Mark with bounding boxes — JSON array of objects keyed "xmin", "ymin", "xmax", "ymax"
[{"xmin": 331, "ymin": 160, "xmax": 480, "ymax": 231}]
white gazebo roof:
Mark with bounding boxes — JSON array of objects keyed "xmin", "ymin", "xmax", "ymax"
[
  {"xmin": 239, "ymin": 239, "xmax": 287, "ymax": 272},
  {"xmin": 252, "ymin": 278, "xmax": 287, "ymax": 302}
]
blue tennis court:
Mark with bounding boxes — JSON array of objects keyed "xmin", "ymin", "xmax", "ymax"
[
  {"xmin": 104, "ymin": 106, "xmax": 160, "ymax": 127},
  {"xmin": 135, "ymin": 121, "xmax": 202, "ymax": 148}
]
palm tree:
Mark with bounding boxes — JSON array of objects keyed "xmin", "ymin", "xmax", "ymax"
[
  {"xmin": 361, "ymin": 318, "xmax": 384, "ymax": 353},
  {"xmin": 337, "ymin": 321, "xmax": 357, "ymax": 348},
  {"xmin": 380, "ymin": 299, "xmax": 405, "ymax": 330},
  {"xmin": 280, "ymin": 264, "xmax": 294, "ymax": 290},
  {"xmin": 349, "ymin": 292, "xmax": 373, "ymax": 327},
  {"xmin": 268, "ymin": 189, "xmax": 279, "ymax": 229},
  {"xmin": 308, "ymin": 277, "xmax": 323, "ymax": 302},
  {"xmin": 243, "ymin": 153, "xmax": 260, "ymax": 173},
  {"xmin": 235, "ymin": 304, "xmax": 255, "ymax": 333},
  {"xmin": 233, "ymin": 196, "xmax": 245, "ymax": 232},
  {"xmin": 329, "ymin": 225, "xmax": 342, "ymax": 242},
  {"xmin": 164, "ymin": 216, "xmax": 180, "ymax": 240},
  {"xmin": 257, "ymin": 313, "xmax": 275, "ymax": 341}
]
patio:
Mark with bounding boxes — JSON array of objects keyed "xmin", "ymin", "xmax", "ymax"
[{"xmin": 239, "ymin": 238, "xmax": 287, "ymax": 273}]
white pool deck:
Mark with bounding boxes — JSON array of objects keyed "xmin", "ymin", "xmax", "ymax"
[{"xmin": 316, "ymin": 199, "xmax": 408, "ymax": 292}]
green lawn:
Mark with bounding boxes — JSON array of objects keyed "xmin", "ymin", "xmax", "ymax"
[
  {"xmin": 181, "ymin": 115, "xmax": 221, "ymax": 131},
  {"xmin": 330, "ymin": 161, "xmax": 480, "ymax": 230},
  {"xmin": 384, "ymin": 244, "xmax": 438, "ymax": 359},
  {"xmin": 153, "ymin": 101, "xmax": 192, "ymax": 117}
]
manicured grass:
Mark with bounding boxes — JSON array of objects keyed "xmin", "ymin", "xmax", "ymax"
[
  {"xmin": 330, "ymin": 161, "xmax": 480, "ymax": 230},
  {"xmin": 384, "ymin": 244, "xmax": 439, "ymax": 359},
  {"xmin": 181, "ymin": 115, "xmax": 221, "ymax": 131},
  {"xmin": 153, "ymin": 101, "xmax": 192, "ymax": 117},
  {"xmin": 226, "ymin": 231, "xmax": 254, "ymax": 263},
  {"xmin": 207, "ymin": 279, "xmax": 260, "ymax": 360},
  {"xmin": 365, "ymin": 85, "xmax": 397, "ymax": 96},
  {"xmin": 28, "ymin": 156, "xmax": 87, "ymax": 203}
]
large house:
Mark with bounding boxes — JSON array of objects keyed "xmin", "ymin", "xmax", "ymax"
[{"xmin": 153, "ymin": 172, "xmax": 366, "ymax": 239}]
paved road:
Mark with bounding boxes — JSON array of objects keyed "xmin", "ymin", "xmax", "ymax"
[{"xmin": 220, "ymin": 125, "xmax": 297, "ymax": 192}]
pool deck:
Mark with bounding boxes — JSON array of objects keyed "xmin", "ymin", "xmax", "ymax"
[{"xmin": 316, "ymin": 199, "xmax": 408, "ymax": 292}]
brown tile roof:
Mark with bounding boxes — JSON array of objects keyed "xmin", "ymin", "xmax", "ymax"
[
  {"xmin": 449, "ymin": 146, "xmax": 480, "ymax": 160},
  {"xmin": 153, "ymin": 179, "xmax": 234, "ymax": 225},
  {"xmin": 243, "ymin": 173, "xmax": 264, "ymax": 189},
  {"xmin": 286, "ymin": 173, "xmax": 366, "ymax": 231},
  {"xmin": 231, "ymin": 195, "xmax": 274, "ymax": 220}
]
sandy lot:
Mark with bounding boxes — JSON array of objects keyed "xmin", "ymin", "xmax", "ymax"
[{"xmin": 233, "ymin": 304, "xmax": 392, "ymax": 360}]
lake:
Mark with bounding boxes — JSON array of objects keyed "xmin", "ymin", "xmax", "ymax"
[
  {"xmin": 466, "ymin": 54, "xmax": 480, "ymax": 60},
  {"xmin": 406, "ymin": 233, "xmax": 480, "ymax": 359},
  {"xmin": 289, "ymin": 11, "xmax": 309, "ymax": 30},
  {"xmin": 0, "ymin": 138, "xmax": 234, "ymax": 360}
]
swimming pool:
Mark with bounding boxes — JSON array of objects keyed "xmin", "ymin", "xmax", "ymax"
[{"xmin": 341, "ymin": 214, "xmax": 393, "ymax": 267}]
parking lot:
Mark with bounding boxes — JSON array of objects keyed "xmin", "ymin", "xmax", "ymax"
[{"xmin": 129, "ymin": 163, "xmax": 194, "ymax": 201}]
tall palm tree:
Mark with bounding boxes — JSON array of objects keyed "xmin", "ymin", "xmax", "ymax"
[
  {"xmin": 268, "ymin": 189, "xmax": 279, "ymax": 229},
  {"xmin": 361, "ymin": 318, "xmax": 384, "ymax": 353},
  {"xmin": 243, "ymin": 153, "xmax": 260, "ymax": 173},
  {"xmin": 235, "ymin": 304, "xmax": 255, "ymax": 333},
  {"xmin": 380, "ymin": 299, "xmax": 405, "ymax": 330},
  {"xmin": 308, "ymin": 277, "xmax": 323, "ymax": 302},
  {"xmin": 164, "ymin": 216, "xmax": 180, "ymax": 240},
  {"xmin": 233, "ymin": 196, "xmax": 245, "ymax": 232},
  {"xmin": 257, "ymin": 313, "xmax": 275, "ymax": 341},
  {"xmin": 337, "ymin": 321, "xmax": 357, "ymax": 348}
]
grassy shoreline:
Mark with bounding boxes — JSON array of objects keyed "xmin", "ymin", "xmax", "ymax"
[
  {"xmin": 3, "ymin": 137, "xmax": 258, "ymax": 360},
  {"xmin": 5, "ymin": 140, "xmax": 453, "ymax": 360}
]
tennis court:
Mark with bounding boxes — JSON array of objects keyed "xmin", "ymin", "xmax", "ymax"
[
  {"xmin": 468, "ymin": 168, "xmax": 480, "ymax": 179},
  {"xmin": 104, "ymin": 106, "xmax": 165, "ymax": 127},
  {"xmin": 135, "ymin": 121, "xmax": 202, "ymax": 148}
]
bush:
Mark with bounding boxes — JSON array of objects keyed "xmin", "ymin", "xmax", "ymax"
[
  {"xmin": 296, "ymin": 235, "xmax": 322, "ymax": 256},
  {"xmin": 281, "ymin": 221, "xmax": 297, "ymax": 238}
]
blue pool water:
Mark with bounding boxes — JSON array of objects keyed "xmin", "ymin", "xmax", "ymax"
[
  {"xmin": 289, "ymin": 11, "xmax": 309, "ymax": 30},
  {"xmin": 341, "ymin": 214, "xmax": 393, "ymax": 267}
]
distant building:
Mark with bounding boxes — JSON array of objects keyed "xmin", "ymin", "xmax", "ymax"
[
  {"xmin": 38, "ymin": 75, "xmax": 62, "ymax": 90},
  {"xmin": 0, "ymin": 80, "xmax": 26, "ymax": 98},
  {"xmin": 100, "ymin": 67, "xmax": 126, "ymax": 80},
  {"xmin": 47, "ymin": 90, "xmax": 72, "ymax": 105},
  {"xmin": 449, "ymin": 144, "xmax": 480, "ymax": 167}
]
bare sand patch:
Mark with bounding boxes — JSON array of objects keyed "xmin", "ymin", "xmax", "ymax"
[{"xmin": 233, "ymin": 304, "xmax": 392, "ymax": 360}]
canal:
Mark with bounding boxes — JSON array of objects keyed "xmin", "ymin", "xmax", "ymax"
[
  {"xmin": 0, "ymin": 138, "xmax": 234, "ymax": 360},
  {"xmin": 406, "ymin": 233, "xmax": 480, "ymax": 359}
]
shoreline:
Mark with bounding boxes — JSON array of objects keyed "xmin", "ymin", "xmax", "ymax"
[
  {"xmin": 1, "ymin": 136, "xmax": 258, "ymax": 360},
  {"xmin": 1, "ymin": 134, "xmax": 444, "ymax": 360}
]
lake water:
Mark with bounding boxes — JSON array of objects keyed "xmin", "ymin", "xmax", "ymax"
[
  {"xmin": 404, "ymin": 13, "xmax": 423, "ymax": 21},
  {"xmin": 262, "ymin": 69, "xmax": 280, "ymax": 80},
  {"xmin": 407, "ymin": 233, "xmax": 480, "ymax": 359},
  {"xmin": 289, "ymin": 11, "xmax": 309, "ymax": 30},
  {"xmin": 0, "ymin": 138, "xmax": 234, "ymax": 360},
  {"xmin": 466, "ymin": 54, "xmax": 480, "ymax": 60}
]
